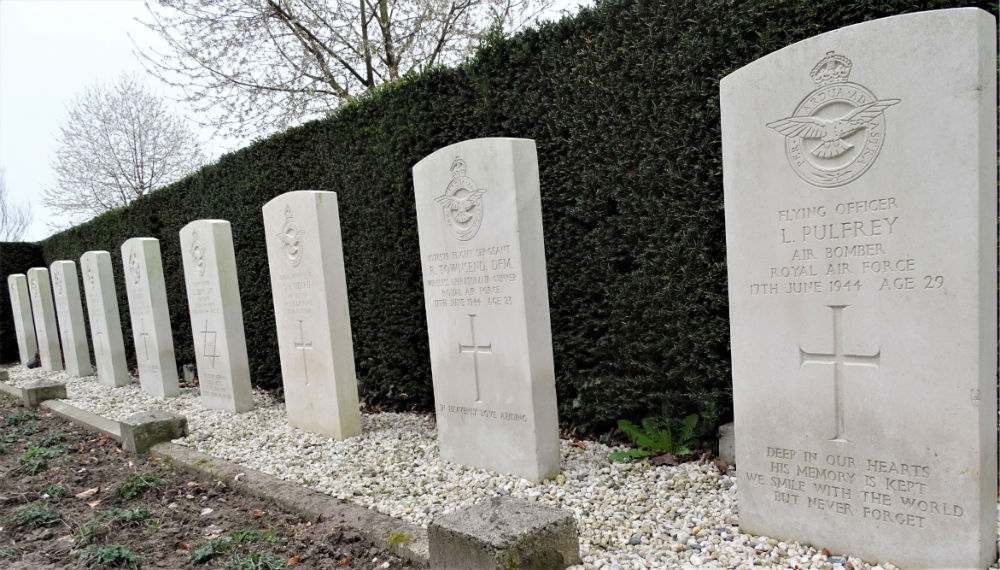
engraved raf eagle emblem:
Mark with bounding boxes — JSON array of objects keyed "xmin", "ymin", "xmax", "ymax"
[
  {"xmin": 435, "ymin": 156, "xmax": 486, "ymax": 241},
  {"xmin": 767, "ymin": 51, "xmax": 900, "ymax": 188},
  {"xmin": 767, "ymin": 98, "xmax": 899, "ymax": 158}
]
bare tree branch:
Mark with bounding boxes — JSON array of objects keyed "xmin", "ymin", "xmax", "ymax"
[
  {"xmin": 43, "ymin": 75, "xmax": 206, "ymax": 230},
  {"xmin": 136, "ymin": 0, "xmax": 555, "ymax": 138},
  {"xmin": 0, "ymin": 169, "xmax": 33, "ymax": 241}
]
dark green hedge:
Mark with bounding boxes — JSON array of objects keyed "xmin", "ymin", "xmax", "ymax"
[
  {"xmin": 0, "ymin": 242, "xmax": 45, "ymax": 362},
  {"xmin": 33, "ymin": 0, "xmax": 996, "ymax": 439}
]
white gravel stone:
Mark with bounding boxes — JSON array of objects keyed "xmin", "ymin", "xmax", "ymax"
[{"xmin": 2, "ymin": 364, "xmax": 998, "ymax": 570}]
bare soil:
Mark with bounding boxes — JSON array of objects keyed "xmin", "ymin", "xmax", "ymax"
[{"xmin": 0, "ymin": 394, "xmax": 415, "ymax": 570}]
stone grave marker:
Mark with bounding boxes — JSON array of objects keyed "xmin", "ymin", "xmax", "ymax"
[
  {"xmin": 7, "ymin": 274, "xmax": 38, "ymax": 365},
  {"xmin": 720, "ymin": 9, "xmax": 996, "ymax": 568},
  {"xmin": 81, "ymin": 251, "xmax": 130, "ymax": 387},
  {"xmin": 121, "ymin": 238, "xmax": 179, "ymax": 398},
  {"xmin": 262, "ymin": 191, "xmax": 361, "ymax": 439},
  {"xmin": 26, "ymin": 267, "xmax": 63, "ymax": 371},
  {"xmin": 49, "ymin": 261, "xmax": 93, "ymax": 378},
  {"xmin": 180, "ymin": 219, "xmax": 254, "ymax": 412},
  {"xmin": 413, "ymin": 137, "xmax": 560, "ymax": 482}
]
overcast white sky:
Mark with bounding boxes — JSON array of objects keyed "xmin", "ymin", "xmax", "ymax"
[
  {"xmin": 0, "ymin": 0, "xmax": 248, "ymax": 241},
  {"xmin": 0, "ymin": 0, "xmax": 585, "ymax": 242}
]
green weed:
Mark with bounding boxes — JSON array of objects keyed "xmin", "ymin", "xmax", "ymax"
[
  {"xmin": 608, "ymin": 414, "xmax": 698, "ymax": 463},
  {"xmin": 220, "ymin": 552, "xmax": 286, "ymax": 570},
  {"xmin": 116, "ymin": 474, "xmax": 163, "ymax": 499},
  {"xmin": 189, "ymin": 537, "xmax": 232, "ymax": 564},
  {"xmin": 40, "ymin": 484, "xmax": 64, "ymax": 497},
  {"xmin": 74, "ymin": 523, "xmax": 107, "ymax": 546},
  {"xmin": 0, "ymin": 546, "xmax": 22, "ymax": 559},
  {"xmin": 4, "ymin": 409, "xmax": 38, "ymax": 426},
  {"xmin": 76, "ymin": 544, "xmax": 140, "ymax": 569},
  {"xmin": 37, "ymin": 432, "xmax": 66, "ymax": 447},
  {"xmin": 9, "ymin": 504, "xmax": 60, "ymax": 528}
]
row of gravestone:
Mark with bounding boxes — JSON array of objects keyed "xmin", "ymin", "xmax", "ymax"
[
  {"xmin": 4, "ymin": 9, "xmax": 999, "ymax": 569},
  {"xmin": 6, "ymin": 138, "xmax": 560, "ymax": 484}
]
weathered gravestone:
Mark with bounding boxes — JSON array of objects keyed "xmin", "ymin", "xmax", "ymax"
[
  {"xmin": 413, "ymin": 138, "xmax": 560, "ymax": 482},
  {"xmin": 49, "ymin": 261, "xmax": 93, "ymax": 378},
  {"xmin": 7, "ymin": 274, "xmax": 38, "ymax": 365},
  {"xmin": 26, "ymin": 267, "xmax": 63, "ymax": 371},
  {"xmin": 180, "ymin": 220, "xmax": 254, "ymax": 412},
  {"xmin": 262, "ymin": 191, "xmax": 361, "ymax": 439},
  {"xmin": 121, "ymin": 238, "xmax": 180, "ymax": 398},
  {"xmin": 720, "ymin": 9, "xmax": 997, "ymax": 568},
  {"xmin": 81, "ymin": 251, "xmax": 130, "ymax": 387}
]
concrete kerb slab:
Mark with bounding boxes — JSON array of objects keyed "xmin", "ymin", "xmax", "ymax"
[
  {"xmin": 0, "ymin": 376, "xmax": 68, "ymax": 409},
  {"xmin": 429, "ymin": 496, "xmax": 581, "ymax": 570},
  {"xmin": 0, "ymin": 381, "xmax": 429, "ymax": 566}
]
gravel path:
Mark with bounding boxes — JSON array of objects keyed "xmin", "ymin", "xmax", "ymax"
[{"xmin": 4, "ymin": 365, "xmax": 997, "ymax": 570}]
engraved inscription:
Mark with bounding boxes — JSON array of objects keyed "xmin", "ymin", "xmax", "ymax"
[
  {"xmin": 127, "ymin": 248, "xmax": 142, "ymax": 285},
  {"xmin": 424, "ymin": 243, "xmax": 518, "ymax": 309},
  {"xmin": 799, "ymin": 305, "xmax": 880, "ymax": 441},
  {"xmin": 748, "ymin": 446, "xmax": 967, "ymax": 530},
  {"xmin": 767, "ymin": 51, "xmax": 900, "ymax": 188},
  {"xmin": 190, "ymin": 230, "xmax": 207, "ymax": 276},
  {"xmin": 747, "ymin": 196, "xmax": 948, "ymax": 297}
]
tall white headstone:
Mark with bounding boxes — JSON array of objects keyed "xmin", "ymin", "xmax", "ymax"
[
  {"xmin": 81, "ymin": 251, "xmax": 130, "ymax": 387},
  {"xmin": 121, "ymin": 238, "xmax": 180, "ymax": 398},
  {"xmin": 721, "ymin": 9, "xmax": 996, "ymax": 568},
  {"xmin": 180, "ymin": 220, "xmax": 254, "ymax": 412},
  {"xmin": 413, "ymin": 138, "xmax": 560, "ymax": 482},
  {"xmin": 7, "ymin": 274, "xmax": 38, "ymax": 365},
  {"xmin": 26, "ymin": 267, "xmax": 63, "ymax": 371},
  {"xmin": 49, "ymin": 261, "xmax": 93, "ymax": 378},
  {"xmin": 262, "ymin": 191, "xmax": 361, "ymax": 439}
]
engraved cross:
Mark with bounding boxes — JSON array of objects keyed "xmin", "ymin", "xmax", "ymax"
[
  {"xmin": 137, "ymin": 318, "xmax": 151, "ymax": 362},
  {"xmin": 799, "ymin": 304, "xmax": 880, "ymax": 442},
  {"xmin": 294, "ymin": 320, "xmax": 313, "ymax": 385},
  {"xmin": 200, "ymin": 320, "xmax": 221, "ymax": 368},
  {"xmin": 458, "ymin": 314, "xmax": 492, "ymax": 402}
]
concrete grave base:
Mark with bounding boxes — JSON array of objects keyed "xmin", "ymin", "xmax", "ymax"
[
  {"xmin": 428, "ymin": 496, "xmax": 580, "ymax": 570},
  {"xmin": 0, "ymin": 379, "xmax": 67, "ymax": 409},
  {"xmin": 120, "ymin": 410, "xmax": 188, "ymax": 454}
]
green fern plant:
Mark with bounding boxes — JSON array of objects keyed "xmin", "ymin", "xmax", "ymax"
[{"xmin": 608, "ymin": 414, "xmax": 698, "ymax": 463}]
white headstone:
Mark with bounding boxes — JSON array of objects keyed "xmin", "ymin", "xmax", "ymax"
[
  {"xmin": 81, "ymin": 251, "xmax": 131, "ymax": 387},
  {"xmin": 7, "ymin": 274, "xmax": 38, "ymax": 365},
  {"xmin": 413, "ymin": 138, "xmax": 560, "ymax": 482},
  {"xmin": 262, "ymin": 191, "xmax": 361, "ymax": 439},
  {"xmin": 720, "ymin": 9, "xmax": 996, "ymax": 568},
  {"xmin": 25, "ymin": 267, "xmax": 63, "ymax": 371},
  {"xmin": 121, "ymin": 238, "xmax": 180, "ymax": 398},
  {"xmin": 180, "ymin": 220, "xmax": 254, "ymax": 412},
  {"xmin": 49, "ymin": 261, "xmax": 94, "ymax": 378}
]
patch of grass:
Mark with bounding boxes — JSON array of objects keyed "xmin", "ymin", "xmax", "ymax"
[
  {"xmin": 116, "ymin": 474, "xmax": 163, "ymax": 499},
  {"xmin": 0, "ymin": 546, "xmax": 22, "ymax": 559},
  {"xmin": 40, "ymin": 484, "xmax": 64, "ymax": 497},
  {"xmin": 220, "ymin": 552, "xmax": 286, "ymax": 570},
  {"xmin": 146, "ymin": 519, "xmax": 163, "ymax": 532},
  {"xmin": 9, "ymin": 504, "xmax": 60, "ymax": 528},
  {"xmin": 4, "ymin": 409, "xmax": 38, "ymax": 426},
  {"xmin": 76, "ymin": 544, "xmax": 140, "ymax": 569}
]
